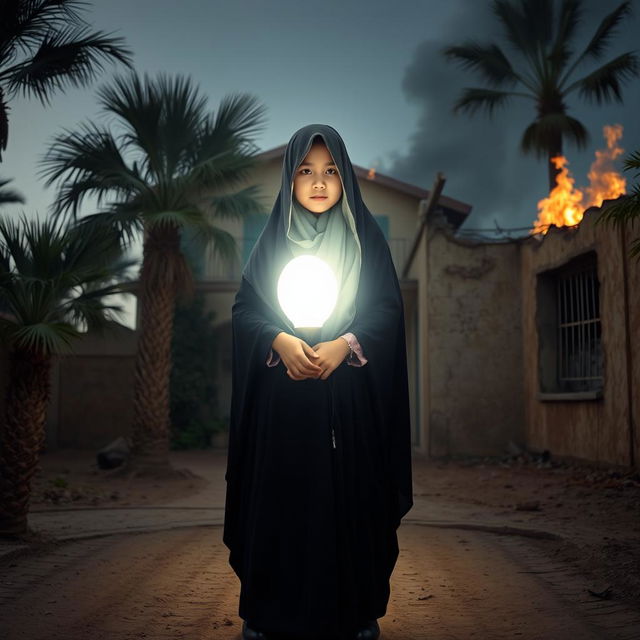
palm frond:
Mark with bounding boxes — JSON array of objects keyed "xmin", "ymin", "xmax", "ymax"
[
  {"xmin": 0, "ymin": 87, "xmax": 8, "ymax": 159},
  {"xmin": 594, "ymin": 186, "xmax": 640, "ymax": 229},
  {"xmin": 154, "ymin": 73, "xmax": 209, "ymax": 178},
  {"xmin": 75, "ymin": 205, "xmax": 143, "ymax": 249},
  {"xmin": 622, "ymin": 150, "xmax": 640, "ymax": 175},
  {"xmin": 565, "ymin": 52, "xmax": 640, "ymax": 104},
  {"xmin": 144, "ymin": 207, "xmax": 207, "ymax": 232},
  {"xmin": 0, "ymin": 210, "xmax": 135, "ymax": 354},
  {"xmin": 181, "ymin": 146, "xmax": 260, "ymax": 195},
  {"xmin": 452, "ymin": 87, "xmax": 513, "ymax": 117},
  {"xmin": 520, "ymin": 112, "xmax": 589, "ymax": 158},
  {"xmin": 60, "ymin": 220, "xmax": 128, "ymax": 279},
  {"xmin": 578, "ymin": 1, "xmax": 632, "ymax": 61},
  {"xmin": 20, "ymin": 214, "xmax": 68, "ymax": 278},
  {"xmin": 39, "ymin": 121, "xmax": 148, "ymax": 218},
  {"xmin": 57, "ymin": 280, "xmax": 131, "ymax": 331},
  {"xmin": 9, "ymin": 321, "xmax": 81, "ymax": 355},
  {"xmin": 522, "ymin": 0, "xmax": 554, "ymax": 48},
  {"xmin": 196, "ymin": 223, "xmax": 240, "ymax": 268},
  {"xmin": 95, "ymin": 71, "xmax": 164, "ymax": 179},
  {"xmin": 0, "ymin": 176, "xmax": 25, "ymax": 204},
  {"xmin": 3, "ymin": 25, "xmax": 133, "ymax": 104},
  {"xmin": 212, "ymin": 93, "xmax": 268, "ymax": 145},
  {"xmin": 441, "ymin": 42, "xmax": 523, "ymax": 87},
  {"xmin": 7, "ymin": 1, "xmax": 96, "ymax": 51},
  {"xmin": 548, "ymin": 0, "xmax": 582, "ymax": 75},
  {"xmin": 0, "ymin": 211, "xmax": 53, "ymax": 276},
  {"xmin": 491, "ymin": 0, "xmax": 537, "ymax": 56},
  {"xmin": 208, "ymin": 185, "xmax": 269, "ymax": 220}
]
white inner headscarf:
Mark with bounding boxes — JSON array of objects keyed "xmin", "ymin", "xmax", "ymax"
[{"xmin": 286, "ymin": 177, "xmax": 362, "ymax": 343}]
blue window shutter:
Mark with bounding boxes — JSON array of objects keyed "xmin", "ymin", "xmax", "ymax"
[
  {"xmin": 243, "ymin": 214, "xmax": 268, "ymax": 265},
  {"xmin": 374, "ymin": 215, "xmax": 389, "ymax": 241}
]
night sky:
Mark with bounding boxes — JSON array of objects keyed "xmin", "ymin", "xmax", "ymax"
[{"xmin": 4, "ymin": 0, "xmax": 639, "ymax": 235}]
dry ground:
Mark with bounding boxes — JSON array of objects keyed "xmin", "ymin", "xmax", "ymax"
[
  {"xmin": 1, "ymin": 447, "xmax": 636, "ymax": 639},
  {"xmin": 2, "ymin": 524, "xmax": 639, "ymax": 639},
  {"xmin": 28, "ymin": 447, "xmax": 640, "ymax": 609},
  {"xmin": 411, "ymin": 453, "xmax": 640, "ymax": 610}
]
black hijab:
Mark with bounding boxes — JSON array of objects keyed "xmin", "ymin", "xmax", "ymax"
[
  {"xmin": 228, "ymin": 123, "xmax": 413, "ymax": 530},
  {"xmin": 243, "ymin": 124, "xmax": 363, "ymax": 340}
]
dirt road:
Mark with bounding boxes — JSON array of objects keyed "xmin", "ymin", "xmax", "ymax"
[{"xmin": 1, "ymin": 523, "xmax": 638, "ymax": 640}]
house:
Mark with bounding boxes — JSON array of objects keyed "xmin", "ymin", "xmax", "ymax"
[
  {"xmin": 520, "ymin": 203, "xmax": 639, "ymax": 467},
  {"xmin": 184, "ymin": 145, "xmax": 472, "ymax": 454}
]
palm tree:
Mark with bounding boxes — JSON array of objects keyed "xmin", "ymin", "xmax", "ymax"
[
  {"xmin": 0, "ymin": 177, "xmax": 25, "ymax": 206},
  {"xmin": 442, "ymin": 0, "xmax": 639, "ymax": 191},
  {"xmin": 0, "ymin": 213, "xmax": 135, "ymax": 537},
  {"xmin": 595, "ymin": 149, "xmax": 640, "ymax": 260},
  {"xmin": 0, "ymin": 0, "xmax": 133, "ymax": 161},
  {"xmin": 39, "ymin": 71, "xmax": 268, "ymax": 476}
]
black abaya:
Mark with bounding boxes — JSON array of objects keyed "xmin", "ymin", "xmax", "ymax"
[{"xmin": 223, "ymin": 124, "xmax": 413, "ymax": 638}]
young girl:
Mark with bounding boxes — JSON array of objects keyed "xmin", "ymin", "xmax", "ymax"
[{"xmin": 223, "ymin": 124, "xmax": 413, "ymax": 640}]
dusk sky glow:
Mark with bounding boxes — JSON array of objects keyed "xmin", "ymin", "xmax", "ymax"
[{"xmin": 5, "ymin": 0, "xmax": 639, "ymax": 237}]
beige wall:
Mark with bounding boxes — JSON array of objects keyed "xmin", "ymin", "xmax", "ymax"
[
  {"xmin": 521, "ymin": 207, "xmax": 639, "ymax": 467},
  {"xmin": 425, "ymin": 223, "xmax": 524, "ymax": 457}
]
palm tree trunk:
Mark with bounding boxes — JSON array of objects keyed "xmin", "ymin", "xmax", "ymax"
[
  {"xmin": 129, "ymin": 223, "xmax": 180, "ymax": 475},
  {"xmin": 0, "ymin": 348, "xmax": 51, "ymax": 537},
  {"xmin": 548, "ymin": 133, "xmax": 563, "ymax": 193}
]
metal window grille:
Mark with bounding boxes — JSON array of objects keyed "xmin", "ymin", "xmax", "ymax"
[{"xmin": 556, "ymin": 263, "xmax": 603, "ymax": 391}]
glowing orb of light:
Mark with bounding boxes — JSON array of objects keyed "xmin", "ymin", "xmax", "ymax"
[{"xmin": 277, "ymin": 255, "xmax": 338, "ymax": 328}]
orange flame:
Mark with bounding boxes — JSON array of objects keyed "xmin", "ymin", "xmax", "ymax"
[
  {"xmin": 531, "ymin": 124, "xmax": 626, "ymax": 235},
  {"xmin": 367, "ymin": 167, "xmax": 376, "ymax": 180}
]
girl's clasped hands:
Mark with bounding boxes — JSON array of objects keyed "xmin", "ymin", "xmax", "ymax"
[{"xmin": 272, "ymin": 332, "xmax": 351, "ymax": 381}]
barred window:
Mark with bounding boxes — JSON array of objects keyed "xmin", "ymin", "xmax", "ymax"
[
  {"xmin": 537, "ymin": 251, "xmax": 603, "ymax": 397},
  {"xmin": 556, "ymin": 261, "xmax": 603, "ymax": 391}
]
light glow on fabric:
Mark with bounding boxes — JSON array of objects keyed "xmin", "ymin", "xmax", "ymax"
[{"xmin": 277, "ymin": 255, "xmax": 338, "ymax": 328}]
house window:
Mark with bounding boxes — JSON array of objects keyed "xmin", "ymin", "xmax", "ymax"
[{"xmin": 537, "ymin": 251, "xmax": 603, "ymax": 397}]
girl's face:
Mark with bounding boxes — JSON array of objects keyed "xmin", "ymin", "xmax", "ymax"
[{"xmin": 293, "ymin": 141, "xmax": 342, "ymax": 214}]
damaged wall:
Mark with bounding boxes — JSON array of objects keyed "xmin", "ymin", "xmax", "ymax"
[
  {"xmin": 521, "ymin": 206, "xmax": 639, "ymax": 467},
  {"xmin": 424, "ymin": 224, "xmax": 525, "ymax": 457}
]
